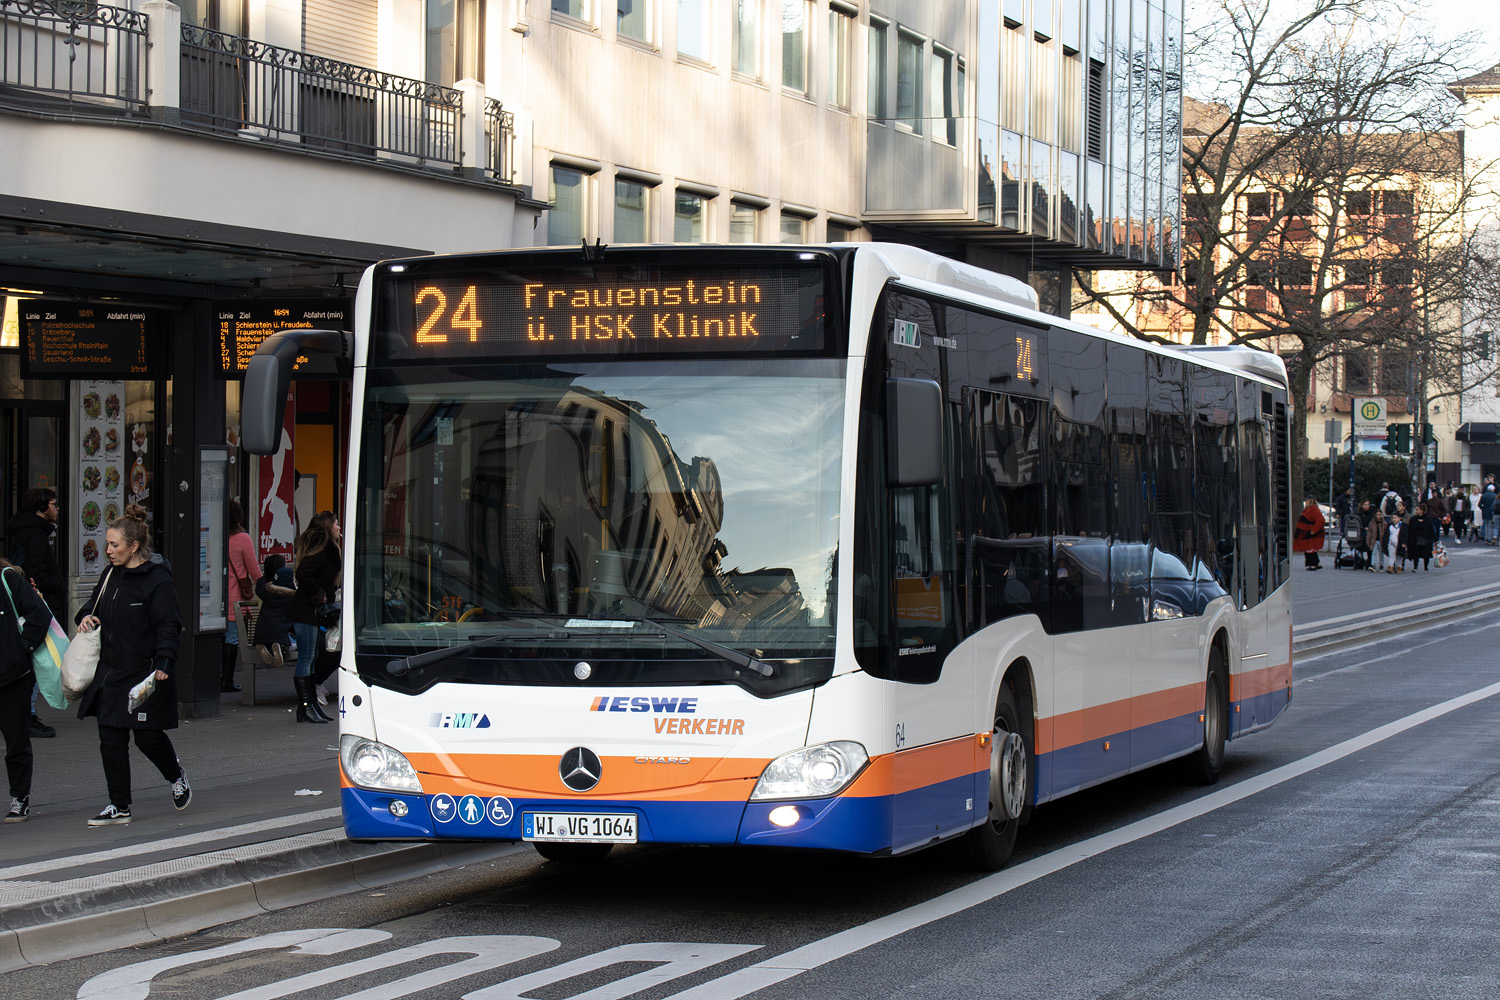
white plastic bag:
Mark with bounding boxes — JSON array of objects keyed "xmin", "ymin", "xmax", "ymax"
[{"xmin": 61, "ymin": 627, "xmax": 100, "ymax": 700}]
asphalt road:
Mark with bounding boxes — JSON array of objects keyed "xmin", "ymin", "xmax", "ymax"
[{"xmin": 15, "ymin": 605, "xmax": 1500, "ymax": 1000}]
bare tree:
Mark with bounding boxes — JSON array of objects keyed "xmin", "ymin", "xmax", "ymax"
[{"xmin": 1073, "ymin": 0, "xmax": 1490, "ymax": 502}]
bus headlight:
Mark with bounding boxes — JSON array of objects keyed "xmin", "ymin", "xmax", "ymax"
[
  {"xmin": 340, "ymin": 734, "xmax": 423, "ymax": 793},
  {"xmin": 750, "ymin": 741, "xmax": 868, "ymax": 801}
]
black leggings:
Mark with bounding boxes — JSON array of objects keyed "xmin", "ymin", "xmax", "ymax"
[
  {"xmin": 98, "ymin": 724, "xmax": 181, "ymax": 808},
  {"xmin": 0, "ymin": 674, "xmax": 32, "ymax": 801}
]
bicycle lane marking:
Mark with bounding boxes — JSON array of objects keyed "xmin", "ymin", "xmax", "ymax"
[{"xmin": 665, "ymin": 677, "xmax": 1500, "ymax": 1000}]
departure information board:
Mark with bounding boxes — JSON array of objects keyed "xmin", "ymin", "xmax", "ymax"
[
  {"xmin": 215, "ymin": 300, "xmax": 350, "ymax": 376},
  {"xmin": 20, "ymin": 301, "xmax": 161, "ymax": 378},
  {"xmin": 376, "ymin": 260, "xmax": 828, "ymax": 362}
]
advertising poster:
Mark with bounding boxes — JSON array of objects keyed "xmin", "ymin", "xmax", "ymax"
[
  {"xmin": 258, "ymin": 392, "xmax": 297, "ymax": 561},
  {"xmin": 75, "ymin": 380, "xmax": 126, "ymax": 576}
]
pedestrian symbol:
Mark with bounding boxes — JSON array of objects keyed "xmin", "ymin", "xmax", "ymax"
[{"xmin": 459, "ymin": 794, "xmax": 484, "ymax": 825}]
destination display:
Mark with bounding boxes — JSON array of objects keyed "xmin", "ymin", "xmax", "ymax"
[
  {"xmin": 20, "ymin": 301, "xmax": 160, "ymax": 378},
  {"xmin": 216, "ymin": 300, "xmax": 350, "ymax": 376},
  {"xmin": 378, "ymin": 264, "xmax": 827, "ymax": 361}
]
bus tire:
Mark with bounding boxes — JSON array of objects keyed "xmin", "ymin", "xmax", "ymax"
[
  {"xmin": 951, "ymin": 682, "xmax": 1030, "ymax": 872},
  {"xmin": 1181, "ymin": 645, "xmax": 1228, "ymax": 785},
  {"xmin": 533, "ymin": 841, "xmax": 614, "ymax": 864}
]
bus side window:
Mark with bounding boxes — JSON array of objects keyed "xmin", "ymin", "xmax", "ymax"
[{"xmin": 970, "ymin": 390, "xmax": 1047, "ymax": 626}]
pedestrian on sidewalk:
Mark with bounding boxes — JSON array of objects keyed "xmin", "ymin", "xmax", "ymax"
[
  {"xmin": 5, "ymin": 488, "xmax": 64, "ymax": 739},
  {"xmin": 1294, "ymin": 498, "xmax": 1325, "ymax": 570},
  {"xmin": 75, "ymin": 505, "xmax": 190, "ymax": 827},
  {"xmin": 1354, "ymin": 499, "xmax": 1375, "ymax": 570},
  {"xmin": 0, "ymin": 558, "xmax": 51, "ymax": 822},
  {"xmin": 1450, "ymin": 488, "xmax": 1467, "ymax": 544},
  {"xmin": 289, "ymin": 511, "xmax": 339, "ymax": 724},
  {"xmin": 1406, "ymin": 503, "xmax": 1437, "ymax": 572},
  {"xmin": 222, "ymin": 500, "xmax": 259, "ymax": 694},
  {"xmin": 1484, "ymin": 481, "xmax": 1499, "ymax": 545},
  {"xmin": 1367, "ymin": 511, "xmax": 1389, "ymax": 572},
  {"xmin": 253, "ymin": 554, "xmax": 296, "ymax": 667},
  {"xmin": 1386, "ymin": 513, "xmax": 1404, "ymax": 573}
]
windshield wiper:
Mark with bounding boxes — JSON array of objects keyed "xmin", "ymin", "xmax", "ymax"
[
  {"xmin": 385, "ymin": 613, "xmax": 567, "ymax": 676},
  {"xmin": 638, "ymin": 617, "xmax": 775, "ymax": 678}
]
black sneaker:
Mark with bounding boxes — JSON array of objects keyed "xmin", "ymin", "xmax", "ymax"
[
  {"xmin": 172, "ymin": 770, "xmax": 192, "ymax": 811},
  {"xmin": 4, "ymin": 796, "xmax": 28, "ymax": 823},
  {"xmin": 29, "ymin": 715, "xmax": 55, "ymax": 738},
  {"xmin": 88, "ymin": 804, "xmax": 131, "ymax": 826}
]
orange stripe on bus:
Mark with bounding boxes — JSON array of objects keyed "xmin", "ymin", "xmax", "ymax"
[
  {"xmin": 1230, "ymin": 661, "xmax": 1293, "ymax": 702},
  {"xmin": 404, "ymin": 751, "xmax": 769, "ymax": 801},
  {"xmin": 1035, "ymin": 682, "xmax": 1203, "ymax": 755},
  {"xmin": 844, "ymin": 737, "xmax": 987, "ymax": 798}
]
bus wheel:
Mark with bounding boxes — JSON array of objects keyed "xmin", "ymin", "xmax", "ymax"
[
  {"xmin": 1181, "ymin": 645, "xmax": 1228, "ymax": 785},
  {"xmin": 952, "ymin": 684, "xmax": 1029, "ymax": 872},
  {"xmin": 533, "ymin": 842, "xmax": 614, "ymax": 865}
]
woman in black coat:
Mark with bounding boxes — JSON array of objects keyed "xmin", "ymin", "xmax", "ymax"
[
  {"xmin": 0, "ymin": 559, "xmax": 50, "ymax": 822},
  {"xmin": 75, "ymin": 505, "xmax": 187, "ymax": 826},
  {"xmin": 1405, "ymin": 503, "xmax": 1438, "ymax": 571},
  {"xmin": 288, "ymin": 511, "xmax": 340, "ymax": 724}
]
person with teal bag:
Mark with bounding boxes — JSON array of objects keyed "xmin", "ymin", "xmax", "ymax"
[{"xmin": 0, "ymin": 556, "xmax": 51, "ymax": 822}]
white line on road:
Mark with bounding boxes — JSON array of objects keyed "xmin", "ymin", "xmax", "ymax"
[
  {"xmin": 665, "ymin": 677, "xmax": 1500, "ymax": 1000},
  {"xmin": 0, "ymin": 808, "xmax": 342, "ymax": 882}
]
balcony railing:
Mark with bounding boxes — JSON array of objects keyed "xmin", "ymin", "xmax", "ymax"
[
  {"xmin": 0, "ymin": 0, "xmax": 146, "ymax": 111},
  {"xmin": 484, "ymin": 96, "xmax": 514, "ymax": 184},
  {"xmin": 179, "ymin": 25, "xmax": 462, "ymax": 167}
]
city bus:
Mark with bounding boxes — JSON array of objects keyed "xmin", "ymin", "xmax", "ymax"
[{"xmin": 242, "ymin": 242, "xmax": 1293, "ymax": 870}]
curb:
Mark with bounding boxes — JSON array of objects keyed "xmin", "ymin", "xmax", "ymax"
[
  {"xmin": 0, "ymin": 831, "xmax": 521, "ymax": 972},
  {"xmin": 1293, "ymin": 584, "xmax": 1500, "ymax": 658}
]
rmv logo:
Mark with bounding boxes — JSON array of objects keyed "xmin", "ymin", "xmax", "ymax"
[{"xmin": 430, "ymin": 712, "xmax": 491, "ymax": 729}]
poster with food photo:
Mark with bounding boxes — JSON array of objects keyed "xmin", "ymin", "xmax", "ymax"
[{"xmin": 75, "ymin": 379, "xmax": 126, "ymax": 577}]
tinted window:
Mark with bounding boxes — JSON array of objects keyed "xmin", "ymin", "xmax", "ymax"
[
  {"xmin": 1109, "ymin": 345, "xmax": 1149, "ymax": 625},
  {"xmin": 1192, "ymin": 366, "xmax": 1239, "ymax": 598},
  {"xmin": 1049, "ymin": 327, "xmax": 1108, "ymax": 632},
  {"xmin": 970, "ymin": 390, "xmax": 1049, "ymax": 626}
]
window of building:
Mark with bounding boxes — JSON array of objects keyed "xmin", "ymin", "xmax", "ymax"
[
  {"xmin": 1086, "ymin": 58, "xmax": 1104, "ymax": 160},
  {"xmin": 828, "ymin": 3, "xmax": 854, "ymax": 109},
  {"xmin": 827, "ymin": 219, "xmax": 860, "ymax": 241},
  {"xmin": 733, "ymin": 0, "xmax": 759, "ymax": 76},
  {"xmin": 426, "ymin": 0, "xmax": 484, "ymax": 87},
  {"xmin": 1383, "ymin": 191, "xmax": 1413, "ymax": 215},
  {"xmin": 553, "ymin": 0, "xmax": 587, "ymax": 21},
  {"xmin": 1002, "ymin": 22, "xmax": 1025, "ymax": 132},
  {"xmin": 614, "ymin": 177, "xmax": 651, "ymax": 241},
  {"xmin": 1279, "ymin": 257, "xmax": 1312, "ymax": 287},
  {"xmin": 1059, "ymin": 50, "xmax": 1081, "ymax": 152},
  {"xmin": 868, "ymin": 17, "xmax": 889, "ymax": 120},
  {"xmin": 678, "ymin": 0, "xmax": 711, "ymax": 61},
  {"xmin": 1029, "ymin": 31, "xmax": 1054, "ymax": 143},
  {"xmin": 1347, "ymin": 190, "xmax": 1372, "ymax": 216},
  {"xmin": 729, "ymin": 201, "xmax": 759, "ymax": 242},
  {"xmin": 675, "ymin": 190, "xmax": 709, "ymax": 241},
  {"xmin": 549, "ymin": 164, "xmax": 593, "ymax": 245},
  {"xmin": 180, "ymin": 0, "xmax": 242, "ymax": 32},
  {"xmin": 781, "ymin": 1, "xmax": 809, "ymax": 92},
  {"xmin": 779, "ymin": 210, "xmax": 809, "ymax": 242},
  {"xmin": 618, "ymin": 0, "xmax": 649, "ymax": 42},
  {"xmin": 1245, "ymin": 192, "xmax": 1271, "ymax": 218},
  {"xmin": 931, "ymin": 45, "xmax": 956, "ymax": 145},
  {"xmin": 896, "ymin": 30, "xmax": 923, "ymax": 133}
]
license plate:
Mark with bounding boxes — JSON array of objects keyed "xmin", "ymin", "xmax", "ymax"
[{"xmin": 523, "ymin": 812, "xmax": 637, "ymax": 843}]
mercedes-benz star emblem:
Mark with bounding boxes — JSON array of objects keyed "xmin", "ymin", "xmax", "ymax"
[{"xmin": 559, "ymin": 747, "xmax": 602, "ymax": 792}]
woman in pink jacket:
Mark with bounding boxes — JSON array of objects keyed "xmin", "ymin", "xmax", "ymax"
[{"xmin": 223, "ymin": 500, "xmax": 260, "ymax": 693}]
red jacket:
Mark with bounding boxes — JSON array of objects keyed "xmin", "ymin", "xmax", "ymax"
[{"xmin": 1293, "ymin": 504, "xmax": 1326, "ymax": 553}]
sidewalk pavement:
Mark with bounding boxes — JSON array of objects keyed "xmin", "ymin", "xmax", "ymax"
[{"xmin": 3, "ymin": 541, "xmax": 1498, "ymax": 972}]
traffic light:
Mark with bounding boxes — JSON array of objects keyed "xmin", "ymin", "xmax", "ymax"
[
  {"xmin": 1396, "ymin": 423, "xmax": 1411, "ymax": 453},
  {"xmin": 1385, "ymin": 424, "xmax": 1399, "ymax": 453}
]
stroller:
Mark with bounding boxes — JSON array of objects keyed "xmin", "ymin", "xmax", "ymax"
[{"xmin": 1334, "ymin": 514, "xmax": 1364, "ymax": 569}]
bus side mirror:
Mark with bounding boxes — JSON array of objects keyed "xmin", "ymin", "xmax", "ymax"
[
  {"xmin": 242, "ymin": 329, "xmax": 350, "ymax": 454},
  {"xmin": 887, "ymin": 378, "xmax": 943, "ymax": 486}
]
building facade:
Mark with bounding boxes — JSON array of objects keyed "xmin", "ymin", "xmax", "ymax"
[{"xmin": 0, "ymin": 0, "xmax": 1182, "ymax": 714}]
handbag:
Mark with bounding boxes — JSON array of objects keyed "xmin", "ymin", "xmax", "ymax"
[
  {"xmin": 61, "ymin": 567, "xmax": 111, "ymax": 701},
  {"xmin": 236, "ymin": 574, "xmax": 256, "ymax": 601},
  {"xmin": 0, "ymin": 570, "xmax": 68, "ymax": 710}
]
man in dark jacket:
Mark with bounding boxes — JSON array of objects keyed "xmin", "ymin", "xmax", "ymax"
[{"xmin": 5, "ymin": 488, "xmax": 62, "ymax": 738}]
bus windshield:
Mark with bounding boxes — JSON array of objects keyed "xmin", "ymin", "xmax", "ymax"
[{"xmin": 354, "ymin": 358, "xmax": 845, "ymax": 691}]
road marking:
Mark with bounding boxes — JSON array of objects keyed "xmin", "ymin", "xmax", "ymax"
[
  {"xmin": 0, "ymin": 808, "xmax": 341, "ymax": 881},
  {"xmin": 1295, "ymin": 618, "xmax": 1500, "ymax": 677},
  {"xmin": 664, "ymin": 677, "xmax": 1500, "ymax": 1000}
]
